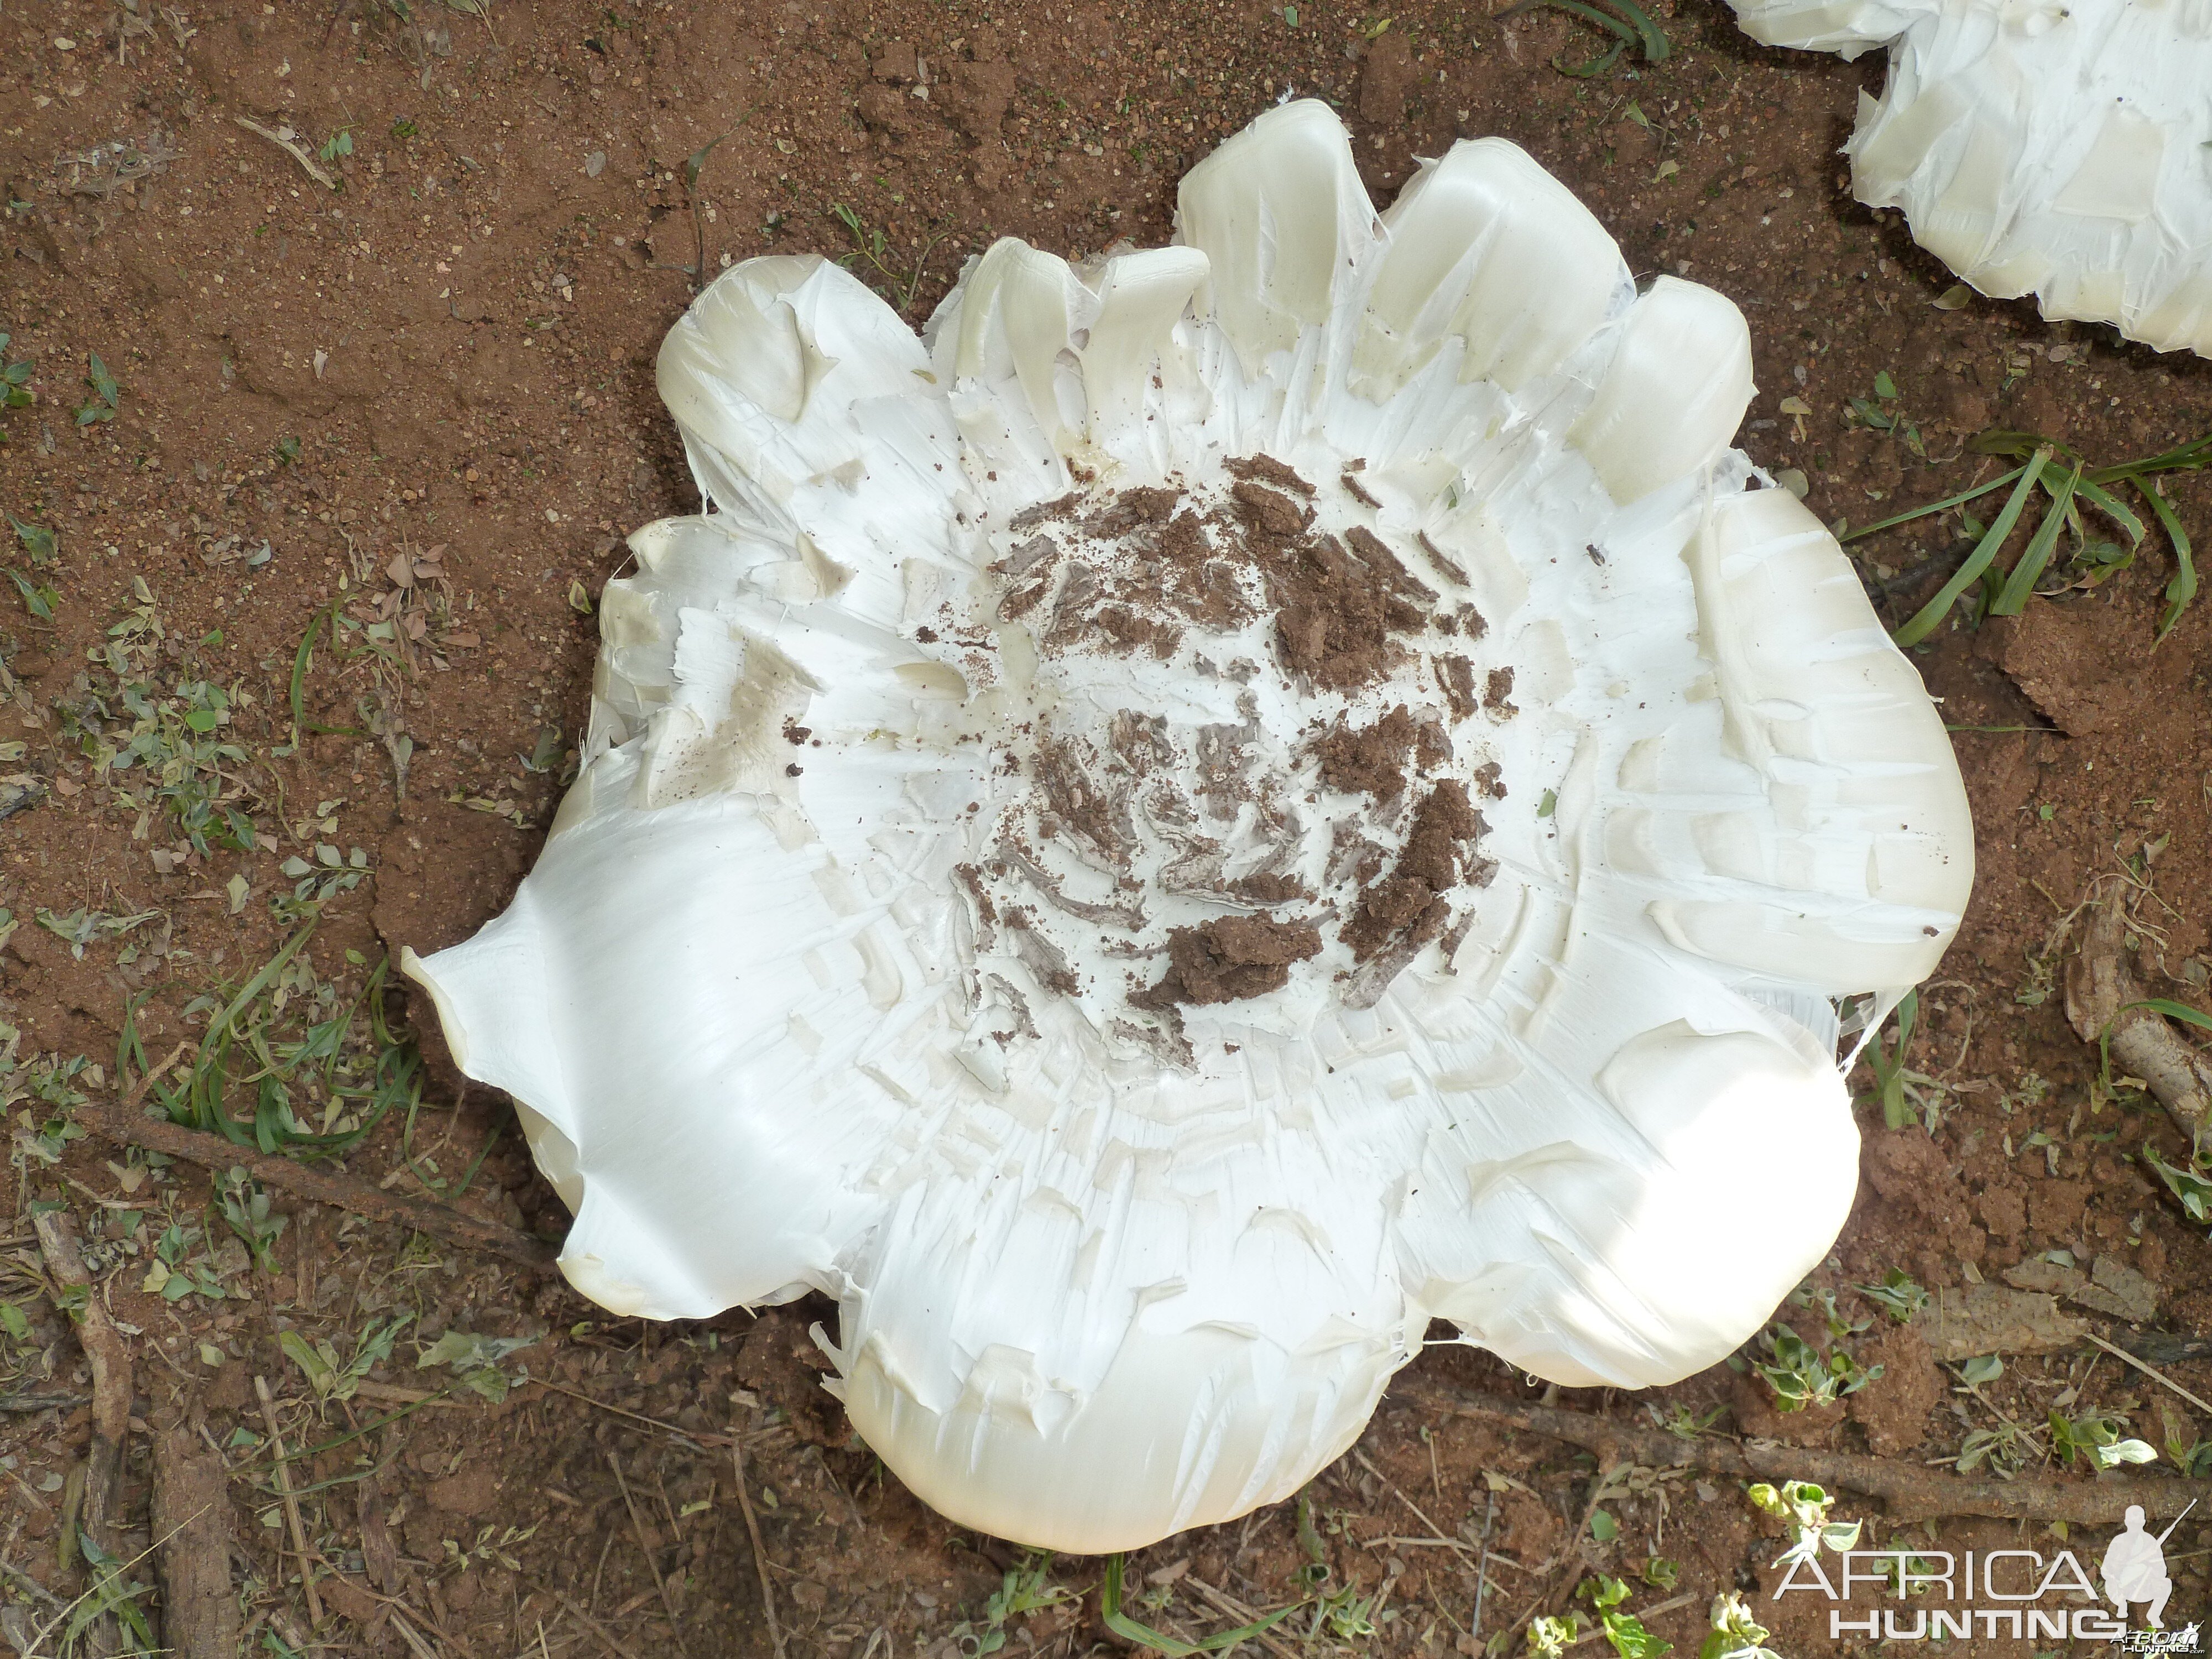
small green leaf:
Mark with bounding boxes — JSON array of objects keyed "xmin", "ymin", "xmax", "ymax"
[
  {"xmin": 2100, "ymin": 1438, "xmax": 2158, "ymax": 1468},
  {"xmin": 6, "ymin": 567, "xmax": 56, "ymax": 618},
  {"xmin": 1931, "ymin": 284, "xmax": 1973, "ymax": 310},
  {"xmin": 1872, "ymin": 370, "xmax": 1898, "ymax": 400},
  {"xmin": 2141, "ymin": 1145, "xmax": 2212, "ymax": 1223},
  {"xmin": 9, "ymin": 517, "xmax": 55, "ymax": 564},
  {"xmin": 279, "ymin": 1330, "xmax": 336, "ymax": 1392},
  {"xmin": 1590, "ymin": 1508, "xmax": 1619, "ymax": 1542}
]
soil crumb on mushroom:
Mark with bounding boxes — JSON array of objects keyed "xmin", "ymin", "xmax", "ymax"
[
  {"xmin": 948, "ymin": 453, "xmax": 1511, "ymax": 1048},
  {"xmin": 1139, "ymin": 915, "xmax": 1326, "ymax": 1008}
]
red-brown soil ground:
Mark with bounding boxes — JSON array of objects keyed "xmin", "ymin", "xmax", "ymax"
[{"xmin": 2, "ymin": 0, "xmax": 2209, "ymax": 1655}]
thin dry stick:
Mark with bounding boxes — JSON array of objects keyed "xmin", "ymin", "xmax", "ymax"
[
  {"xmin": 393, "ymin": 1598, "xmax": 481, "ymax": 1659},
  {"xmin": 234, "ymin": 116, "xmax": 338, "ymax": 189},
  {"xmin": 2088, "ymin": 1332, "xmax": 2212, "ymax": 1418},
  {"xmin": 1415, "ymin": 1386, "xmax": 2211, "ymax": 1524},
  {"xmin": 254, "ymin": 1376, "xmax": 327, "ymax": 1627},
  {"xmin": 0, "ymin": 1556, "xmax": 64, "ymax": 1609},
  {"xmin": 548, "ymin": 1589, "xmax": 651, "ymax": 1659},
  {"xmin": 605, "ymin": 1450, "xmax": 690, "ymax": 1659},
  {"xmin": 76, "ymin": 1094, "xmax": 557, "ymax": 1272},
  {"xmin": 1181, "ymin": 1574, "xmax": 1301, "ymax": 1659},
  {"xmin": 390, "ymin": 1612, "xmax": 441, "ymax": 1659},
  {"xmin": 805, "ymin": 1443, "xmax": 867, "ymax": 1533},
  {"xmin": 731, "ymin": 1432, "xmax": 787, "ymax": 1659},
  {"xmin": 1353, "ymin": 1448, "xmax": 1475, "ymax": 1557},
  {"xmin": 535, "ymin": 1379, "xmax": 728, "ymax": 1446}
]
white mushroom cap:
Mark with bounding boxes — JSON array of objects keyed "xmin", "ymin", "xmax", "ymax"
[
  {"xmin": 1728, "ymin": 0, "xmax": 2212, "ymax": 357},
  {"xmin": 405, "ymin": 102, "xmax": 1974, "ymax": 1554}
]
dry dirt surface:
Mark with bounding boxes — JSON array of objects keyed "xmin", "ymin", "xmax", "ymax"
[{"xmin": 3, "ymin": 1, "xmax": 2211, "ymax": 1656}]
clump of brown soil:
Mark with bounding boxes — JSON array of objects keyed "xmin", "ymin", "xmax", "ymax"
[
  {"xmin": 995, "ymin": 457, "xmax": 1512, "ymax": 1016},
  {"xmin": 1343, "ymin": 780, "xmax": 1490, "ymax": 961},
  {"xmin": 1222, "ymin": 454, "xmax": 1317, "ymax": 496},
  {"xmin": 1314, "ymin": 705, "xmax": 1419, "ymax": 800},
  {"xmin": 1227, "ymin": 460, "xmax": 1439, "ymax": 692},
  {"xmin": 1140, "ymin": 915, "xmax": 1324, "ymax": 1006},
  {"xmin": 1031, "ymin": 486, "xmax": 1256, "ymax": 642}
]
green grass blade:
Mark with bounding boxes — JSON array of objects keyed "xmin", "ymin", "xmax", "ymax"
[
  {"xmin": 205, "ymin": 920, "xmax": 318, "ymax": 1053},
  {"xmin": 1968, "ymin": 429, "xmax": 2051, "ymax": 461},
  {"xmin": 1840, "ymin": 466, "xmax": 2026, "ymax": 544},
  {"xmin": 1100, "ymin": 1556, "xmax": 1293, "ymax": 1656},
  {"xmin": 1553, "ymin": 38, "xmax": 1626, "ymax": 74},
  {"xmin": 1990, "ymin": 461, "xmax": 2080, "ymax": 615},
  {"xmin": 1892, "ymin": 450, "xmax": 2049, "ymax": 645},
  {"xmin": 2073, "ymin": 478, "xmax": 2145, "ymax": 546},
  {"xmin": 2143, "ymin": 482, "xmax": 2197, "ymax": 644},
  {"xmin": 2088, "ymin": 428, "xmax": 2212, "ymax": 485},
  {"xmin": 289, "ymin": 602, "xmax": 368, "ymax": 741},
  {"xmin": 2124, "ymin": 998, "xmax": 2212, "ymax": 1032},
  {"xmin": 1535, "ymin": 0, "xmax": 1640, "ymax": 44},
  {"xmin": 1594, "ymin": 0, "xmax": 1670, "ymax": 59}
]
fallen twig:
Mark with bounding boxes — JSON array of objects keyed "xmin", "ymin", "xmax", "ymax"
[
  {"xmin": 534, "ymin": 1379, "xmax": 728, "ymax": 1448},
  {"xmin": 255, "ymin": 1376, "xmax": 326, "ymax": 1628},
  {"xmin": 152, "ymin": 1425, "xmax": 239, "ymax": 1659},
  {"xmin": 74, "ymin": 1095, "xmax": 558, "ymax": 1272},
  {"xmin": 0, "ymin": 1554, "xmax": 65, "ymax": 1609},
  {"xmin": 731, "ymin": 1430, "xmax": 787, "ymax": 1659},
  {"xmin": 546, "ymin": 1589, "xmax": 650, "ymax": 1659},
  {"xmin": 34, "ymin": 1209, "xmax": 131, "ymax": 1558},
  {"xmin": 2120, "ymin": 1332, "xmax": 2212, "ymax": 1366},
  {"xmin": 1353, "ymin": 1448, "xmax": 1472, "ymax": 1557},
  {"xmin": 1411, "ymin": 1386, "xmax": 2209, "ymax": 1523},
  {"xmin": 606, "ymin": 1451, "xmax": 690, "ymax": 1659},
  {"xmin": 2067, "ymin": 900, "xmax": 2211, "ymax": 1133},
  {"xmin": 2087, "ymin": 1332, "xmax": 2212, "ymax": 1419},
  {"xmin": 0, "ymin": 1389, "xmax": 91, "ymax": 1413},
  {"xmin": 234, "ymin": 116, "xmax": 338, "ymax": 190},
  {"xmin": 1181, "ymin": 1574, "xmax": 1301, "ymax": 1659}
]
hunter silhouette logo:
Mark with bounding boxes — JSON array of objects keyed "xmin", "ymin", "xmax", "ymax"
[{"xmin": 2103, "ymin": 1503, "xmax": 2188, "ymax": 1628}]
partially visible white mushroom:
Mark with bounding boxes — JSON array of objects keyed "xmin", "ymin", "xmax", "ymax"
[
  {"xmin": 1728, "ymin": 0, "xmax": 2212, "ymax": 356},
  {"xmin": 404, "ymin": 102, "xmax": 1974, "ymax": 1553}
]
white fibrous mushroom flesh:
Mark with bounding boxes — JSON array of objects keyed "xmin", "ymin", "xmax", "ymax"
[
  {"xmin": 404, "ymin": 101, "xmax": 1975, "ymax": 1553},
  {"xmin": 1726, "ymin": 0, "xmax": 2212, "ymax": 356}
]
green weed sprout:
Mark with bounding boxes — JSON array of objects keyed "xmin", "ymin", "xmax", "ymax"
[
  {"xmin": 1699, "ymin": 1592, "xmax": 1772, "ymax": 1659},
  {"xmin": 1580, "ymin": 1575, "xmax": 1673, "ymax": 1657},
  {"xmin": 1748, "ymin": 1479, "xmax": 1863, "ymax": 1568}
]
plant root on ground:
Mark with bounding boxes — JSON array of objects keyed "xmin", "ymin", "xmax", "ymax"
[
  {"xmin": 151, "ymin": 1423, "xmax": 240, "ymax": 1659},
  {"xmin": 2067, "ymin": 900, "xmax": 2212, "ymax": 1135},
  {"xmin": 75, "ymin": 1095, "xmax": 559, "ymax": 1273},
  {"xmin": 1413, "ymin": 1387, "xmax": 2207, "ymax": 1524}
]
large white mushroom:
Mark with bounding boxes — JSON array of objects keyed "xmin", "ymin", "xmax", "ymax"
[
  {"xmin": 1728, "ymin": 0, "xmax": 2212, "ymax": 357},
  {"xmin": 403, "ymin": 101, "xmax": 1974, "ymax": 1553}
]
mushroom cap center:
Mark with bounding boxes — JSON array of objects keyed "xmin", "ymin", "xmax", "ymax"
[{"xmin": 937, "ymin": 455, "xmax": 1514, "ymax": 1065}]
